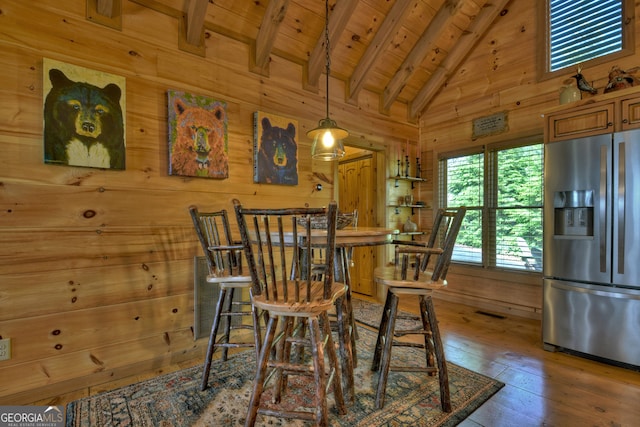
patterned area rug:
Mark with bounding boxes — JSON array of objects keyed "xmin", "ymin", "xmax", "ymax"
[
  {"xmin": 351, "ymin": 298, "xmax": 422, "ymax": 330},
  {"xmin": 66, "ymin": 300, "xmax": 504, "ymax": 426}
]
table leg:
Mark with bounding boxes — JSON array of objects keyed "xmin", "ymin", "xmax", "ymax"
[{"xmin": 335, "ymin": 248, "xmax": 358, "ymax": 368}]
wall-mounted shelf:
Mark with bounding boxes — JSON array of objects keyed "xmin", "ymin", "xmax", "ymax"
[
  {"xmin": 387, "ymin": 172, "xmax": 427, "ymax": 241},
  {"xmin": 393, "ymin": 231, "xmax": 427, "ymax": 236},
  {"xmin": 390, "ymin": 176, "xmax": 426, "ymax": 189},
  {"xmin": 387, "ymin": 203, "xmax": 429, "ymax": 214}
]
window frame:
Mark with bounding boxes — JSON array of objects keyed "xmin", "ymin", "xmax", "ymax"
[
  {"xmin": 438, "ymin": 136, "xmax": 544, "ymax": 273},
  {"xmin": 537, "ymin": 0, "xmax": 635, "ymax": 82}
]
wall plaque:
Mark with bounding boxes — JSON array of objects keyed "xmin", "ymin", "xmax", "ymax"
[{"xmin": 472, "ymin": 111, "xmax": 508, "ymax": 139}]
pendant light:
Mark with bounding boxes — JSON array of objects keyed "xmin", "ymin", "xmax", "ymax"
[{"xmin": 308, "ymin": 0, "xmax": 348, "ymax": 161}]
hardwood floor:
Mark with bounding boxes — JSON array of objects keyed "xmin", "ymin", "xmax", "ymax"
[
  {"xmin": 31, "ymin": 297, "xmax": 640, "ymax": 426},
  {"xmin": 399, "ymin": 297, "xmax": 640, "ymax": 427}
]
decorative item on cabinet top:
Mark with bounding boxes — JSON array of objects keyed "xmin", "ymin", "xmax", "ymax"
[
  {"xmin": 559, "ymin": 79, "xmax": 581, "ymax": 104},
  {"xmin": 604, "ymin": 65, "xmax": 640, "ymax": 94}
]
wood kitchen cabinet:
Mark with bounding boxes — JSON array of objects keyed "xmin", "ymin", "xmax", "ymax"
[
  {"xmin": 544, "ymin": 87, "xmax": 640, "ymax": 142},
  {"xmin": 621, "ymin": 95, "xmax": 640, "ymax": 130},
  {"xmin": 545, "ymin": 102, "xmax": 614, "ymax": 142}
]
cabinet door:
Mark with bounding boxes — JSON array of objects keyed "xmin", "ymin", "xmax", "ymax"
[
  {"xmin": 621, "ymin": 96, "xmax": 640, "ymax": 131},
  {"xmin": 546, "ymin": 102, "xmax": 614, "ymax": 142}
]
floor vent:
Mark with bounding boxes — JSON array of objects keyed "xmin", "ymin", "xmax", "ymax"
[
  {"xmin": 194, "ymin": 256, "xmax": 243, "ymax": 340},
  {"xmin": 475, "ymin": 310, "xmax": 506, "ymax": 319}
]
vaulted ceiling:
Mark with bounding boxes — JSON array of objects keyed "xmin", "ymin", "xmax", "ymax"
[{"xmin": 96, "ymin": 0, "xmax": 512, "ymax": 121}]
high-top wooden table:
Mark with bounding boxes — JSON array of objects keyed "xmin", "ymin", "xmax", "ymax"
[
  {"xmin": 318, "ymin": 226, "xmax": 395, "ymax": 247},
  {"xmin": 315, "ymin": 227, "xmax": 395, "ymax": 399},
  {"xmin": 292, "ymin": 225, "xmax": 395, "ymax": 297},
  {"xmin": 315, "ymin": 226, "xmax": 394, "ymax": 320}
]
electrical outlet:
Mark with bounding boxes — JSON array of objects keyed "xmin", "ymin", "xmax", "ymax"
[{"xmin": 0, "ymin": 338, "xmax": 11, "ymax": 361}]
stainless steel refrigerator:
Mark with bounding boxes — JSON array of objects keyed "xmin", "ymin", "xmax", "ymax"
[{"xmin": 543, "ymin": 130, "xmax": 640, "ymax": 367}]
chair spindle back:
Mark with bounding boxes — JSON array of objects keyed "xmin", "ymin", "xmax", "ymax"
[
  {"xmin": 234, "ymin": 200, "xmax": 338, "ymax": 304},
  {"xmin": 395, "ymin": 207, "xmax": 466, "ymax": 283},
  {"xmin": 189, "ymin": 206, "xmax": 243, "ymax": 277}
]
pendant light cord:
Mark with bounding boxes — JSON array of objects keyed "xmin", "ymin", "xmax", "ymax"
[{"xmin": 324, "ymin": 0, "xmax": 331, "ymax": 119}]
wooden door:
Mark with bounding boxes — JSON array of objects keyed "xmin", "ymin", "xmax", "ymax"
[{"xmin": 339, "ymin": 154, "xmax": 376, "ymax": 296}]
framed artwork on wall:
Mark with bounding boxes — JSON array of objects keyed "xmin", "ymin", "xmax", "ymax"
[
  {"xmin": 43, "ymin": 58, "xmax": 126, "ymax": 169},
  {"xmin": 168, "ymin": 90, "xmax": 228, "ymax": 179},
  {"xmin": 253, "ymin": 111, "xmax": 298, "ymax": 185}
]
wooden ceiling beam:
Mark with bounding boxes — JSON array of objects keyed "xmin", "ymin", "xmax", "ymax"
[
  {"xmin": 382, "ymin": 0, "xmax": 465, "ymax": 113},
  {"xmin": 306, "ymin": 0, "xmax": 359, "ymax": 90},
  {"xmin": 347, "ymin": 0, "xmax": 413, "ymax": 103},
  {"xmin": 251, "ymin": 0, "xmax": 291, "ymax": 75},
  {"xmin": 409, "ymin": 0, "xmax": 512, "ymax": 119},
  {"xmin": 87, "ymin": 0, "xmax": 121, "ymax": 30},
  {"xmin": 96, "ymin": 0, "xmax": 115, "ymax": 17},
  {"xmin": 185, "ymin": 0, "xmax": 208, "ymax": 46}
]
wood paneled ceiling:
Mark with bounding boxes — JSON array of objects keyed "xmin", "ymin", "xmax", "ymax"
[{"xmin": 97, "ymin": 0, "xmax": 512, "ymax": 121}]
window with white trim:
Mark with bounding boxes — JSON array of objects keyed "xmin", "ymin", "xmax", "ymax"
[{"xmin": 439, "ymin": 141, "xmax": 543, "ymax": 272}]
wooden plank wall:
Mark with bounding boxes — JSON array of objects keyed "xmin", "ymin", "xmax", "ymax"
[
  {"xmin": 420, "ymin": 1, "xmax": 640, "ymax": 319},
  {"xmin": 0, "ymin": 0, "xmax": 417, "ymax": 403}
]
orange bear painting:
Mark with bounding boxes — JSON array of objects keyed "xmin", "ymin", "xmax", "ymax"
[{"xmin": 168, "ymin": 91, "xmax": 228, "ymax": 178}]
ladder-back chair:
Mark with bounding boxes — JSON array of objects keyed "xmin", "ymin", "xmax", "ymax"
[
  {"xmin": 189, "ymin": 206, "xmax": 261, "ymax": 392},
  {"xmin": 234, "ymin": 199, "xmax": 347, "ymax": 427},
  {"xmin": 371, "ymin": 207, "xmax": 466, "ymax": 411}
]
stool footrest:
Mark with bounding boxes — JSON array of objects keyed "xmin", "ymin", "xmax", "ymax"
[
  {"xmin": 222, "ymin": 310, "xmax": 253, "ymax": 316},
  {"xmin": 392, "ymin": 341, "xmax": 425, "ymax": 349},
  {"xmin": 268, "ymin": 361, "xmax": 315, "ymax": 375},
  {"xmin": 390, "ymin": 365, "xmax": 438, "ymax": 374},
  {"xmin": 215, "ymin": 342, "xmax": 256, "ymax": 348},
  {"xmin": 257, "ymin": 408, "xmax": 316, "ymax": 422},
  {"xmin": 394, "ymin": 328, "xmax": 432, "ymax": 337}
]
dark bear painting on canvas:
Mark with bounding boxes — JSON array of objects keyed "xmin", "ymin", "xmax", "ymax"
[
  {"xmin": 253, "ymin": 111, "xmax": 298, "ymax": 186},
  {"xmin": 43, "ymin": 58, "xmax": 126, "ymax": 170}
]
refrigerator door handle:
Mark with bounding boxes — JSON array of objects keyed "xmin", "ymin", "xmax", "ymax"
[
  {"xmin": 600, "ymin": 145, "xmax": 607, "ymax": 272},
  {"xmin": 617, "ymin": 142, "xmax": 626, "ymax": 274},
  {"xmin": 549, "ymin": 280, "xmax": 640, "ymax": 301}
]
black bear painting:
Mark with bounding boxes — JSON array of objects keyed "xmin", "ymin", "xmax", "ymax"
[
  {"xmin": 43, "ymin": 59, "xmax": 126, "ymax": 169},
  {"xmin": 253, "ymin": 112, "xmax": 298, "ymax": 185}
]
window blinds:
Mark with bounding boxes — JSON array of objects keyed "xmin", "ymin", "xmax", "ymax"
[{"xmin": 550, "ymin": 0, "xmax": 622, "ymax": 71}]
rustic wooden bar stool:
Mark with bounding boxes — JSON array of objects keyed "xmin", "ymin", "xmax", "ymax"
[
  {"xmin": 234, "ymin": 200, "xmax": 347, "ymax": 427},
  {"xmin": 189, "ymin": 206, "xmax": 261, "ymax": 391},
  {"xmin": 371, "ymin": 207, "xmax": 466, "ymax": 411}
]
